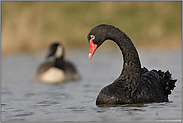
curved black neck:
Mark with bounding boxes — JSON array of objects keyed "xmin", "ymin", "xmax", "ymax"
[{"xmin": 106, "ymin": 26, "xmax": 141, "ymax": 96}]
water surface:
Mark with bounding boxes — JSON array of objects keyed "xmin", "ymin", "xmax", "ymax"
[{"xmin": 2, "ymin": 49, "xmax": 182, "ymax": 122}]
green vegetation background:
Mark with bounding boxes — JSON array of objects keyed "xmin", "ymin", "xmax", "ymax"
[{"xmin": 1, "ymin": 1, "xmax": 182, "ymax": 55}]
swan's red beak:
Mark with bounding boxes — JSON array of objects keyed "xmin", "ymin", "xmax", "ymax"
[{"xmin": 88, "ymin": 39, "xmax": 97, "ymax": 59}]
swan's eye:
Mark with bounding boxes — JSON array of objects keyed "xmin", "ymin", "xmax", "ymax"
[{"xmin": 90, "ymin": 35, "xmax": 95, "ymax": 40}]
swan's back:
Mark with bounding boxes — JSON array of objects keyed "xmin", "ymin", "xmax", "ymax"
[{"xmin": 132, "ymin": 67, "xmax": 176, "ymax": 103}]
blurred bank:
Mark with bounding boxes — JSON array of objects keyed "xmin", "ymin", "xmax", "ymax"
[{"xmin": 1, "ymin": 1, "xmax": 182, "ymax": 55}]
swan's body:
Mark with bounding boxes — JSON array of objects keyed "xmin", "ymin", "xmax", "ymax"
[
  {"xmin": 33, "ymin": 43, "xmax": 81, "ymax": 83},
  {"xmin": 87, "ymin": 24, "xmax": 176, "ymax": 106}
]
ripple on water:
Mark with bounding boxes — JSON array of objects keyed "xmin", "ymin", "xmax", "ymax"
[
  {"xmin": 36, "ymin": 100, "xmax": 60, "ymax": 105},
  {"xmin": 148, "ymin": 102, "xmax": 175, "ymax": 109},
  {"xmin": 32, "ymin": 100, "xmax": 60, "ymax": 107},
  {"xmin": 2, "ymin": 91, "xmax": 12, "ymax": 95},
  {"xmin": 24, "ymin": 93, "xmax": 35, "ymax": 97},
  {"xmin": 66, "ymin": 106, "xmax": 87, "ymax": 112},
  {"xmin": 13, "ymin": 112, "xmax": 34, "ymax": 117}
]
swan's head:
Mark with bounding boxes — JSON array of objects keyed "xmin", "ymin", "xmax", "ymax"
[
  {"xmin": 47, "ymin": 43, "xmax": 64, "ymax": 59},
  {"xmin": 87, "ymin": 24, "xmax": 109, "ymax": 59}
]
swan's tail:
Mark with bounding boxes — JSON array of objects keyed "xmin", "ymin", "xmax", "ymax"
[{"xmin": 157, "ymin": 70, "xmax": 177, "ymax": 95}]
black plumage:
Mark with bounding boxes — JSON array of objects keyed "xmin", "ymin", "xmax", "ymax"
[{"xmin": 87, "ymin": 24, "xmax": 177, "ymax": 106}]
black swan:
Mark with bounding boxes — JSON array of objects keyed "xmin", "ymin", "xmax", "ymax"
[
  {"xmin": 87, "ymin": 24, "xmax": 177, "ymax": 106},
  {"xmin": 33, "ymin": 43, "xmax": 81, "ymax": 83}
]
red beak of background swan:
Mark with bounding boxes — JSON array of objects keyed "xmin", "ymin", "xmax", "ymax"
[{"xmin": 88, "ymin": 39, "xmax": 97, "ymax": 59}]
